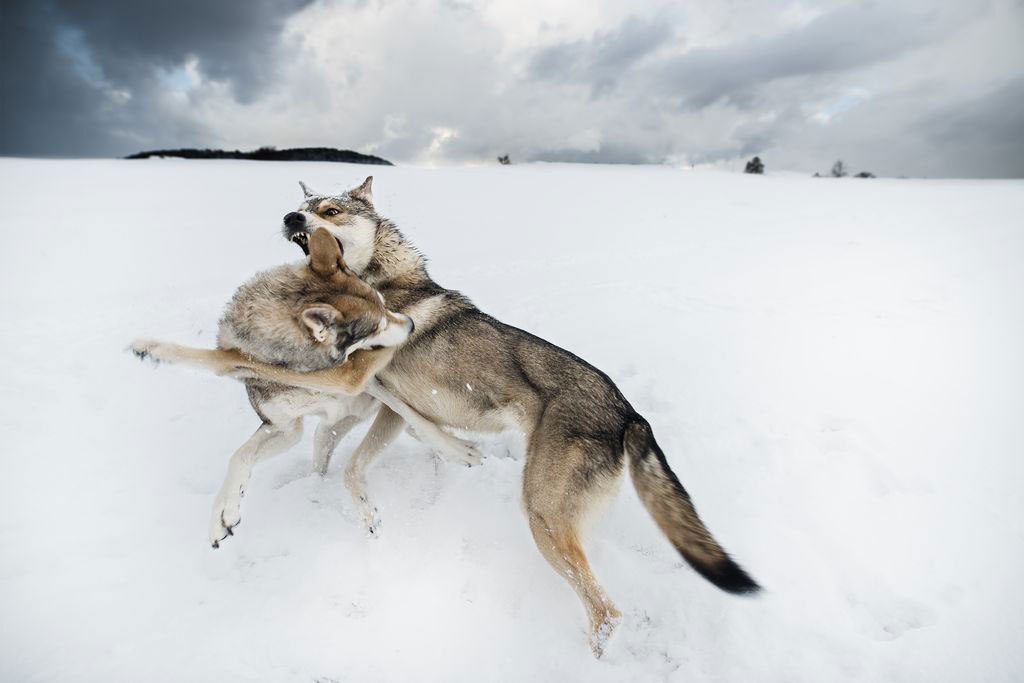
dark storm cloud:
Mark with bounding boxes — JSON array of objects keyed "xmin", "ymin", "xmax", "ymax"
[
  {"xmin": 529, "ymin": 15, "xmax": 675, "ymax": 97},
  {"xmin": 1, "ymin": 0, "xmax": 1021, "ymax": 177},
  {"xmin": 919, "ymin": 77, "xmax": 1024, "ymax": 178},
  {"xmin": 52, "ymin": 0, "xmax": 314, "ymax": 100},
  {"xmin": 528, "ymin": 4, "xmax": 980, "ymax": 109},
  {"xmin": 657, "ymin": 3, "xmax": 981, "ymax": 108},
  {"xmin": 0, "ymin": 1, "xmax": 119, "ymax": 157},
  {"xmin": 0, "ymin": 0, "xmax": 311, "ymax": 156}
]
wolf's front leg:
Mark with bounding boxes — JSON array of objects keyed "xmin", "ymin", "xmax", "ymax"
[
  {"xmin": 130, "ymin": 339, "xmax": 250, "ymax": 376},
  {"xmin": 209, "ymin": 419, "xmax": 302, "ymax": 547}
]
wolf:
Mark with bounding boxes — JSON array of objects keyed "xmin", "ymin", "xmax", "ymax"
[
  {"xmin": 242, "ymin": 176, "xmax": 761, "ymax": 655},
  {"xmin": 132, "ymin": 227, "xmax": 480, "ymax": 547}
]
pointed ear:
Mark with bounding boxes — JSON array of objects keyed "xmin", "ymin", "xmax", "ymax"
[
  {"xmin": 308, "ymin": 228, "xmax": 344, "ymax": 276},
  {"xmin": 299, "ymin": 180, "xmax": 317, "ymax": 198},
  {"xmin": 300, "ymin": 305, "xmax": 339, "ymax": 343},
  {"xmin": 349, "ymin": 176, "xmax": 373, "ymax": 204}
]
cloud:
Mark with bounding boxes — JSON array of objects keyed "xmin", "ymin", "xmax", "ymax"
[
  {"xmin": 529, "ymin": 14, "xmax": 676, "ymax": 96},
  {"xmin": 919, "ymin": 76, "xmax": 1024, "ymax": 177},
  {"xmin": 0, "ymin": 1, "xmax": 121, "ymax": 156},
  {"xmin": 0, "ymin": 0, "xmax": 311, "ymax": 156},
  {"xmin": 656, "ymin": 2, "xmax": 982, "ymax": 108},
  {"xmin": 50, "ymin": 0, "xmax": 314, "ymax": 100},
  {"xmin": 1, "ymin": 0, "xmax": 1022, "ymax": 176}
]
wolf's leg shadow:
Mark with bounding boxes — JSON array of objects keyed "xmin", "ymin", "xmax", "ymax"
[{"xmin": 209, "ymin": 418, "xmax": 303, "ymax": 547}]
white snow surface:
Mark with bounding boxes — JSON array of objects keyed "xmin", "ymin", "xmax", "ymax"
[{"xmin": 1, "ymin": 159, "xmax": 1023, "ymax": 682}]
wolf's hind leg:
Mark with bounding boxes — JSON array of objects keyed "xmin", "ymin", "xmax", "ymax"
[
  {"xmin": 313, "ymin": 414, "xmax": 362, "ymax": 476},
  {"xmin": 523, "ymin": 428, "xmax": 625, "ymax": 657},
  {"xmin": 344, "ymin": 405, "xmax": 405, "ymax": 535},
  {"xmin": 209, "ymin": 419, "xmax": 303, "ymax": 547},
  {"xmin": 364, "ymin": 380, "xmax": 483, "ymax": 466}
]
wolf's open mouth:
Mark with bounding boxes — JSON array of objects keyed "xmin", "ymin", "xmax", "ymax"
[{"xmin": 290, "ymin": 231, "xmax": 310, "ymax": 255}]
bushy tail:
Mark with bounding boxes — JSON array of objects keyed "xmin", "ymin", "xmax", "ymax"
[{"xmin": 625, "ymin": 419, "xmax": 760, "ymax": 594}]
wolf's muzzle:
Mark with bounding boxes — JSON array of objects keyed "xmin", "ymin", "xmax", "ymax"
[{"xmin": 283, "ymin": 212, "xmax": 306, "ymax": 230}]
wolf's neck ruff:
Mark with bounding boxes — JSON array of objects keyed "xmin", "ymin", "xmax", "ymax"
[{"xmin": 359, "ymin": 219, "xmax": 430, "ymax": 289}]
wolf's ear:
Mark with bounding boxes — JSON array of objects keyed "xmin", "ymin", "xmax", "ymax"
[
  {"xmin": 299, "ymin": 181, "xmax": 317, "ymax": 198},
  {"xmin": 349, "ymin": 176, "xmax": 373, "ymax": 204},
  {"xmin": 300, "ymin": 304, "xmax": 340, "ymax": 343},
  {"xmin": 308, "ymin": 228, "xmax": 344, "ymax": 276}
]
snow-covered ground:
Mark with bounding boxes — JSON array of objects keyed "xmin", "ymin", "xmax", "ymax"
[{"xmin": 1, "ymin": 158, "xmax": 1022, "ymax": 682}]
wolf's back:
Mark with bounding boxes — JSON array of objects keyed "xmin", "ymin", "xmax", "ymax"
[{"xmin": 625, "ymin": 419, "xmax": 760, "ymax": 594}]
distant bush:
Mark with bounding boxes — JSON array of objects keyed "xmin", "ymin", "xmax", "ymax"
[
  {"xmin": 854, "ymin": 171, "xmax": 876, "ymax": 178},
  {"xmin": 744, "ymin": 156, "xmax": 765, "ymax": 174},
  {"xmin": 497, "ymin": 154, "xmax": 511, "ymax": 165},
  {"xmin": 830, "ymin": 160, "xmax": 848, "ymax": 178}
]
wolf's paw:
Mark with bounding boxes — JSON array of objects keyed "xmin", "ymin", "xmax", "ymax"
[
  {"xmin": 357, "ymin": 495, "xmax": 382, "ymax": 537},
  {"xmin": 129, "ymin": 338, "xmax": 162, "ymax": 363},
  {"xmin": 209, "ymin": 496, "xmax": 242, "ymax": 548},
  {"xmin": 589, "ymin": 606, "xmax": 622, "ymax": 658},
  {"xmin": 366, "ymin": 511, "xmax": 382, "ymax": 537},
  {"xmin": 359, "ymin": 498, "xmax": 382, "ymax": 538},
  {"xmin": 436, "ymin": 436, "xmax": 484, "ymax": 467}
]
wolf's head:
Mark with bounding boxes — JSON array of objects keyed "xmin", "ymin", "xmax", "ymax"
[
  {"xmin": 283, "ymin": 176, "xmax": 379, "ymax": 275},
  {"xmin": 298, "ymin": 227, "xmax": 413, "ymax": 362}
]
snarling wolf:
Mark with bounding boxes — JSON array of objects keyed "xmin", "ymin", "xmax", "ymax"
[
  {"xmin": 132, "ymin": 227, "xmax": 480, "ymax": 546},
  {"xmin": 243, "ymin": 176, "xmax": 762, "ymax": 655}
]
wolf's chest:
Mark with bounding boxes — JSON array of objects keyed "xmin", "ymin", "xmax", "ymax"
[{"xmin": 246, "ymin": 382, "xmax": 375, "ymax": 425}]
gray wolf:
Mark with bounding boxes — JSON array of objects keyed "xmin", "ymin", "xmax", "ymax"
[
  {"xmin": 249, "ymin": 177, "xmax": 761, "ymax": 655},
  {"xmin": 132, "ymin": 227, "xmax": 480, "ymax": 546}
]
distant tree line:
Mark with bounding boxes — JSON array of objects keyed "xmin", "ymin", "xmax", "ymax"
[
  {"xmin": 126, "ymin": 146, "xmax": 393, "ymax": 165},
  {"xmin": 744, "ymin": 156, "xmax": 876, "ymax": 177},
  {"xmin": 818, "ymin": 159, "xmax": 874, "ymax": 178}
]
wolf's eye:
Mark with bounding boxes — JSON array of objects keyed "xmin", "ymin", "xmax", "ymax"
[{"xmin": 323, "ymin": 208, "xmax": 340, "ymax": 217}]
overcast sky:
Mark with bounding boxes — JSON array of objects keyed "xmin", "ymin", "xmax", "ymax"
[{"xmin": 2, "ymin": 0, "xmax": 1022, "ymax": 177}]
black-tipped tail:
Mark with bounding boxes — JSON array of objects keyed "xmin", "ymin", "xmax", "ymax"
[
  {"xmin": 625, "ymin": 419, "xmax": 761, "ymax": 595},
  {"xmin": 685, "ymin": 549, "xmax": 761, "ymax": 595}
]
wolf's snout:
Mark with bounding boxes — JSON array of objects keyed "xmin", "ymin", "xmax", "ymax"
[{"xmin": 283, "ymin": 212, "xmax": 306, "ymax": 228}]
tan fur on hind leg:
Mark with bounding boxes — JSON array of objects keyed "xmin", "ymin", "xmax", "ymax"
[
  {"xmin": 526, "ymin": 510, "xmax": 622, "ymax": 657},
  {"xmin": 523, "ymin": 435, "xmax": 625, "ymax": 657}
]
